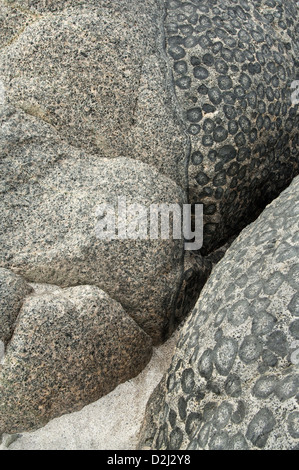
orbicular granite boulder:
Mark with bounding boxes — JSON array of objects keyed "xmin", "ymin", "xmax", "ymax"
[
  {"xmin": 0, "ymin": 268, "xmax": 32, "ymax": 345},
  {"xmin": 138, "ymin": 175, "xmax": 299, "ymax": 450},
  {"xmin": 164, "ymin": 0, "xmax": 299, "ymax": 252},
  {"xmin": 0, "ymin": 284, "xmax": 152, "ymax": 433}
]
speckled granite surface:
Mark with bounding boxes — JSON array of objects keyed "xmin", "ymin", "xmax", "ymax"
[{"xmin": 0, "ymin": 284, "xmax": 153, "ymax": 433}]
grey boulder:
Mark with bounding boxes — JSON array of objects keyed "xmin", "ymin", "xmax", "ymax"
[
  {"xmin": 138, "ymin": 175, "xmax": 299, "ymax": 450},
  {"xmin": 0, "ymin": 285, "xmax": 152, "ymax": 433},
  {"xmin": 164, "ymin": 0, "xmax": 299, "ymax": 252}
]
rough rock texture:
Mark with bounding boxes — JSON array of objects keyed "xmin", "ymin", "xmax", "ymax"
[
  {"xmin": 0, "ymin": 268, "xmax": 32, "ymax": 345},
  {"xmin": 0, "ymin": 0, "xmax": 190, "ymax": 345},
  {"xmin": 164, "ymin": 0, "xmax": 299, "ymax": 253},
  {"xmin": 138, "ymin": 175, "xmax": 299, "ymax": 450},
  {"xmin": 0, "ymin": 330, "xmax": 178, "ymax": 450},
  {"xmin": 0, "ymin": 284, "xmax": 153, "ymax": 433},
  {"xmin": 0, "ymin": 1, "xmax": 188, "ymax": 186},
  {"xmin": 0, "ymin": 139, "xmax": 186, "ymax": 342},
  {"xmin": 0, "ymin": 2, "xmax": 35, "ymax": 50}
]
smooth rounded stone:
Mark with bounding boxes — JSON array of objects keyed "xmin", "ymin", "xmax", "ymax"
[
  {"xmin": 138, "ymin": 176, "xmax": 299, "ymax": 450},
  {"xmin": 0, "ymin": 2, "xmax": 188, "ymax": 188},
  {"xmin": 164, "ymin": 0, "xmax": 299, "ymax": 253},
  {"xmin": 239, "ymin": 335, "xmax": 263, "ymax": 364},
  {"xmin": 0, "ymin": 285, "xmax": 153, "ymax": 433},
  {"xmin": 0, "ymin": 147, "xmax": 186, "ymax": 344},
  {"xmin": 0, "ymin": 269, "xmax": 32, "ymax": 345},
  {"xmin": 228, "ymin": 432, "xmax": 249, "ymax": 450},
  {"xmin": 224, "ymin": 374, "xmax": 242, "ymax": 398}
]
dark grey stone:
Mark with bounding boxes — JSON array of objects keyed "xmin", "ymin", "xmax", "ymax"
[
  {"xmin": 213, "ymin": 402, "xmax": 233, "ymax": 430},
  {"xmin": 287, "ymin": 412, "xmax": 299, "ymax": 439},
  {"xmin": 246, "ymin": 408, "xmax": 276, "ymax": 449},
  {"xmin": 266, "ymin": 331, "xmax": 288, "ymax": 358},
  {"xmin": 214, "ymin": 337, "xmax": 238, "ymax": 376},
  {"xmin": 225, "ymin": 374, "xmax": 242, "ymax": 398},
  {"xmin": 252, "ymin": 376, "xmax": 278, "ymax": 399},
  {"xmin": 275, "ymin": 375, "xmax": 299, "ymax": 402},
  {"xmin": 239, "ymin": 335, "xmax": 263, "ymax": 364},
  {"xmin": 198, "ymin": 348, "xmax": 214, "ymax": 380}
]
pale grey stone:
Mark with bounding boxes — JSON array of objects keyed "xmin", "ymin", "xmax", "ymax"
[{"xmin": 0, "ymin": 285, "xmax": 153, "ymax": 433}]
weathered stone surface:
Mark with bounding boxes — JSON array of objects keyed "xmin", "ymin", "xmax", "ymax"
[
  {"xmin": 0, "ymin": 285, "xmax": 153, "ymax": 433},
  {"xmin": 0, "ymin": 268, "xmax": 32, "ymax": 345},
  {"xmin": 0, "ymin": 2, "xmax": 34, "ymax": 50},
  {"xmin": 0, "ymin": 119, "xmax": 186, "ymax": 343},
  {"xmin": 138, "ymin": 175, "xmax": 299, "ymax": 450},
  {"xmin": 0, "ymin": 0, "xmax": 190, "ymax": 346},
  {"xmin": 164, "ymin": 0, "xmax": 299, "ymax": 252},
  {"xmin": 0, "ymin": 1, "xmax": 187, "ymax": 187},
  {"xmin": 0, "ymin": 0, "xmax": 298, "ymax": 439}
]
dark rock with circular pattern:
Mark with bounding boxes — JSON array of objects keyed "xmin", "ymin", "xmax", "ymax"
[
  {"xmin": 165, "ymin": 0, "xmax": 299, "ymax": 253},
  {"xmin": 138, "ymin": 176, "xmax": 299, "ymax": 450}
]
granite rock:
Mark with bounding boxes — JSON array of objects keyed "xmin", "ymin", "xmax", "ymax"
[
  {"xmin": 0, "ymin": 3, "xmax": 34, "ymax": 50},
  {"xmin": 163, "ymin": 0, "xmax": 299, "ymax": 252},
  {"xmin": 0, "ymin": 1, "xmax": 187, "ymax": 187},
  {"xmin": 0, "ymin": 123, "xmax": 186, "ymax": 343},
  {"xmin": 0, "ymin": 268, "xmax": 32, "ymax": 345},
  {"xmin": 0, "ymin": 0, "xmax": 299, "ymax": 438},
  {"xmin": 0, "ymin": 284, "xmax": 153, "ymax": 433},
  {"xmin": 138, "ymin": 175, "xmax": 299, "ymax": 450}
]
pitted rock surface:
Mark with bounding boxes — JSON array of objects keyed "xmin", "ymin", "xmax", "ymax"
[{"xmin": 138, "ymin": 175, "xmax": 299, "ymax": 450}]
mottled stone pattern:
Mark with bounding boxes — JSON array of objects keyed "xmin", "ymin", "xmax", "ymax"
[
  {"xmin": 0, "ymin": 0, "xmax": 189, "ymax": 346},
  {"xmin": 0, "ymin": 0, "xmax": 188, "ymax": 187},
  {"xmin": 0, "ymin": 0, "xmax": 190, "ymax": 433},
  {"xmin": 0, "ymin": 0, "xmax": 298, "ymax": 438},
  {"xmin": 0, "ymin": 144, "xmax": 186, "ymax": 344},
  {"xmin": 138, "ymin": 175, "xmax": 299, "ymax": 450},
  {"xmin": 0, "ymin": 285, "xmax": 153, "ymax": 433},
  {"xmin": 0, "ymin": 2, "xmax": 35, "ymax": 50},
  {"xmin": 165, "ymin": 0, "xmax": 299, "ymax": 252},
  {"xmin": 0, "ymin": 268, "xmax": 32, "ymax": 345}
]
